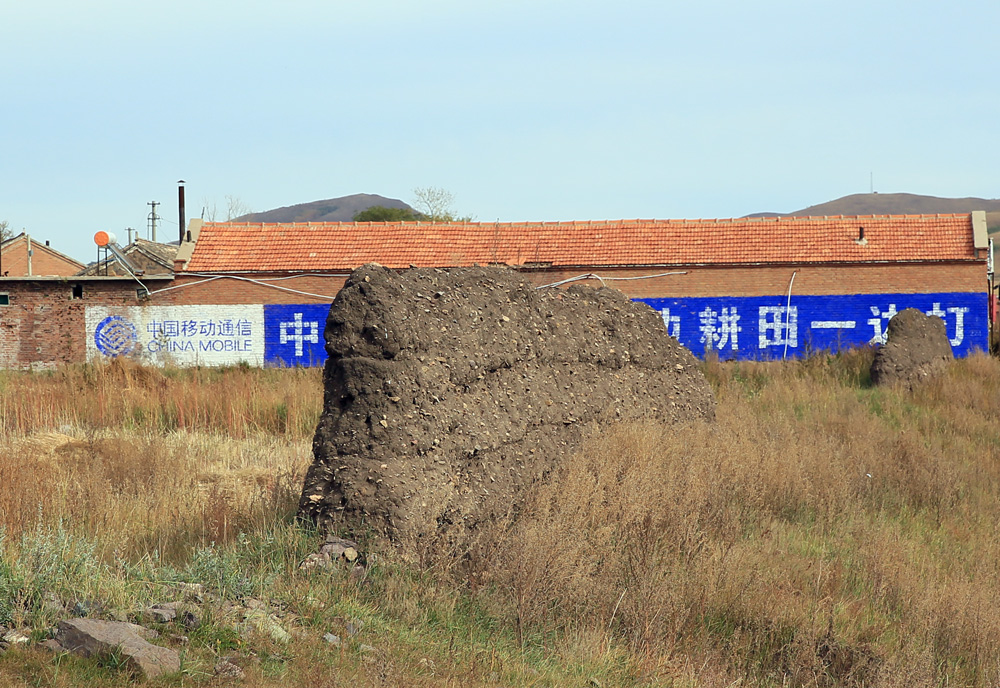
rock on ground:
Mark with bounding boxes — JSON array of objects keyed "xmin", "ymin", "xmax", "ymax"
[
  {"xmin": 298, "ymin": 264, "xmax": 716, "ymax": 555},
  {"xmin": 870, "ymin": 308, "xmax": 954, "ymax": 389},
  {"xmin": 55, "ymin": 618, "xmax": 180, "ymax": 679}
]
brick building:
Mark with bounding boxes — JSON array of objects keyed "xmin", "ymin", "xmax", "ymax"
[
  {"xmin": 1, "ymin": 233, "xmax": 84, "ymax": 277},
  {"xmin": 0, "ymin": 275, "xmax": 172, "ymax": 369},
  {"xmin": 0, "ymin": 213, "xmax": 990, "ymax": 368}
]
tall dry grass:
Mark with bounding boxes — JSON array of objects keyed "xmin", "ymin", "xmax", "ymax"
[
  {"xmin": 472, "ymin": 350, "xmax": 1000, "ymax": 687},
  {"xmin": 0, "ymin": 430, "xmax": 309, "ymax": 562},
  {"xmin": 0, "ymin": 359, "xmax": 319, "ymax": 561},
  {"xmin": 0, "ymin": 358, "xmax": 322, "ymax": 438},
  {"xmin": 3, "ymin": 352, "xmax": 1000, "ymax": 686}
]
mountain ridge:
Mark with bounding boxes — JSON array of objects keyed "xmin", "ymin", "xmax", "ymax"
[
  {"xmin": 235, "ymin": 191, "xmax": 1000, "ymax": 232},
  {"xmin": 747, "ymin": 193, "xmax": 1000, "ymax": 231},
  {"xmin": 235, "ymin": 193, "xmax": 414, "ymax": 223}
]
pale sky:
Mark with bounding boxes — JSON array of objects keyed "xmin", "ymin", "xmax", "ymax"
[{"xmin": 3, "ymin": 0, "xmax": 998, "ymax": 263}]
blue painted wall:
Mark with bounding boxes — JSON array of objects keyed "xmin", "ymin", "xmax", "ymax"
[
  {"xmin": 638, "ymin": 292, "xmax": 988, "ymax": 360},
  {"xmin": 257, "ymin": 291, "xmax": 987, "ymax": 367},
  {"xmin": 263, "ymin": 304, "xmax": 331, "ymax": 367}
]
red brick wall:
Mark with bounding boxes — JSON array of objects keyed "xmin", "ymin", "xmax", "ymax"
[
  {"xmin": 521, "ymin": 262, "xmax": 987, "ymax": 298},
  {"xmin": 150, "ymin": 273, "xmax": 348, "ymax": 306},
  {"xmin": 151, "ymin": 262, "xmax": 987, "ymax": 307},
  {"xmin": 0, "ymin": 280, "xmax": 145, "ymax": 368}
]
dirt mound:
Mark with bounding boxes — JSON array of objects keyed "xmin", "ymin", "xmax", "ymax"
[
  {"xmin": 298, "ymin": 264, "xmax": 715, "ymax": 554},
  {"xmin": 870, "ymin": 308, "xmax": 953, "ymax": 388}
]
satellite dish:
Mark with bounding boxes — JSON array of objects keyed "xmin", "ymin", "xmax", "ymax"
[{"xmin": 94, "ymin": 231, "xmax": 117, "ymax": 247}]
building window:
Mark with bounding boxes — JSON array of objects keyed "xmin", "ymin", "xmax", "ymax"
[
  {"xmin": 0, "ymin": 294, "xmax": 9, "ymax": 306},
  {"xmin": 71, "ymin": 284, "xmax": 83, "ymax": 299}
]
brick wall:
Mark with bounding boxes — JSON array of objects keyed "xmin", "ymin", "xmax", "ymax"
[
  {"xmin": 151, "ymin": 273, "xmax": 349, "ymax": 306},
  {"xmin": 521, "ymin": 262, "xmax": 987, "ymax": 298},
  {"xmin": 154, "ymin": 262, "xmax": 987, "ymax": 306},
  {"xmin": 0, "ymin": 279, "xmax": 151, "ymax": 368},
  {"xmin": 0, "ymin": 259, "xmax": 989, "ymax": 368}
]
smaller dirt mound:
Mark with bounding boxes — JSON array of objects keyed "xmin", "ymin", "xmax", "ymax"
[
  {"xmin": 298, "ymin": 264, "xmax": 716, "ymax": 556},
  {"xmin": 870, "ymin": 308, "xmax": 953, "ymax": 389}
]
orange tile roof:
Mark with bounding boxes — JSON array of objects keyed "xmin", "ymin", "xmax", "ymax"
[{"xmin": 182, "ymin": 215, "xmax": 980, "ymax": 273}]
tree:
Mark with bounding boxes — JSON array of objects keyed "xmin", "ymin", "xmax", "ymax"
[
  {"xmin": 225, "ymin": 195, "xmax": 253, "ymax": 221},
  {"xmin": 200, "ymin": 196, "xmax": 253, "ymax": 222},
  {"xmin": 0, "ymin": 220, "xmax": 11, "ymax": 244},
  {"xmin": 353, "ymin": 206, "xmax": 423, "ymax": 222},
  {"xmin": 411, "ymin": 187, "xmax": 474, "ymax": 222}
]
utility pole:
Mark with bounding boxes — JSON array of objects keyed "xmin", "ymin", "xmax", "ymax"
[{"xmin": 147, "ymin": 201, "xmax": 160, "ymax": 242}]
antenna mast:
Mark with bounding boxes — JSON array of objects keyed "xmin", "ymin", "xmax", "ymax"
[{"xmin": 147, "ymin": 201, "xmax": 160, "ymax": 242}]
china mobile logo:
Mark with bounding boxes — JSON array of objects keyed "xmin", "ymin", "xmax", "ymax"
[{"xmin": 94, "ymin": 315, "xmax": 138, "ymax": 357}]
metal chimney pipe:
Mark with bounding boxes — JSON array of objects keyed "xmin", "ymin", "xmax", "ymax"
[{"xmin": 178, "ymin": 180, "xmax": 186, "ymax": 244}]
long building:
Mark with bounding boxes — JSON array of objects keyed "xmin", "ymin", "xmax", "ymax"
[{"xmin": 0, "ymin": 213, "xmax": 990, "ymax": 368}]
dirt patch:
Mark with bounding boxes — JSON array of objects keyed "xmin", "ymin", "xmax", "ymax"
[
  {"xmin": 870, "ymin": 308, "xmax": 953, "ymax": 389},
  {"xmin": 298, "ymin": 264, "xmax": 715, "ymax": 554}
]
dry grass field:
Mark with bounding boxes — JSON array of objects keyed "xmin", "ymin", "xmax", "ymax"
[{"xmin": 0, "ymin": 352, "xmax": 998, "ymax": 686}]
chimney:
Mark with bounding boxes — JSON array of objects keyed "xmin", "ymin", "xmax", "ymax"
[{"xmin": 178, "ymin": 180, "xmax": 186, "ymax": 245}]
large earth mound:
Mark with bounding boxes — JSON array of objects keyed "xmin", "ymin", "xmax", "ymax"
[
  {"xmin": 298, "ymin": 264, "xmax": 716, "ymax": 553},
  {"xmin": 870, "ymin": 308, "xmax": 953, "ymax": 389}
]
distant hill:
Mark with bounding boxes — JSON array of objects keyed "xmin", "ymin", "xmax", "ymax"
[
  {"xmin": 235, "ymin": 193, "xmax": 414, "ymax": 223},
  {"xmin": 747, "ymin": 193, "xmax": 1000, "ymax": 232}
]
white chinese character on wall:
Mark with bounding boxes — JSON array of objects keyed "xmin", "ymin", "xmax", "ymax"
[
  {"xmin": 280, "ymin": 312, "xmax": 319, "ymax": 357},
  {"xmin": 660, "ymin": 308, "xmax": 681, "ymax": 338},
  {"xmin": 699, "ymin": 306, "xmax": 741, "ymax": 351},
  {"xmin": 758, "ymin": 306, "xmax": 797, "ymax": 348},
  {"xmin": 926, "ymin": 302, "xmax": 969, "ymax": 346},
  {"xmin": 867, "ymin": 304, "xmax": 898, "ymax": 344}
]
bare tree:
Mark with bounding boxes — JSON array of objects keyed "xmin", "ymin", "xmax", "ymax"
[
  {"xmin": 225, "ymin": 195, "xmax": 253, "ymax": 221},
  {"xmin": 0, "ymin": 219, "xmax": 11, "ymax": 244},
  {"xmin": 200, "ymin": 198, "xmax": 219, "ymax": 222},
  {"xmin": 411, "ymin": 187, "xmax": 473, "ymax": 222},
  {"xmin": 200, "ymin": 196, "xmax": 253, "ymax": 222}
]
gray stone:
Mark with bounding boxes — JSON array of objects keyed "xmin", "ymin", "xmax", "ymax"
[
  {"xmin": 148, "ymin": 604, "xmax": 178, "ymax": 623},
  {"xmin": 871, "ymin": 308, "xmax": 954, "ymax": 389},
  {"xmin": 299, "ymin": 552, "xmax": 332, "ymax": 570},
  {"xmin": 298, "ymin": 265, "xmax": 715, "ymax": 556},
  {"xmin": 55, "ymin": 618, "xmax": 180, "ymax": 679},
  {"xmin": 2, "ymin": 629, "xmax": 30, "ymax": 645},
  {"xmin": 320, "ymin": 536, "xmax": 359, "ymax": 560},
  {"xmin": 38, "ymin": 639, "xmax": 64, "ymax": 653},
  {"xmin": 180, "ymin": 610, "xmax": 201, "ymax": 630},
  {"xmin": 241, "ymin": 609, "xmax": 291, "ymax": 644}
]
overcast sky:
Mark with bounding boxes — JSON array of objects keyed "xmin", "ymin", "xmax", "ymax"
[{"xmin": 3, "ymin": 0, "xmax": 998, "ymax": 262}]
